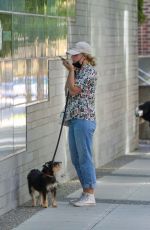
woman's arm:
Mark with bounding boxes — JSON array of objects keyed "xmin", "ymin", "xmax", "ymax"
[{"xmin": 63, "ymin": 61, "xmax": 81, "ymax": 96}]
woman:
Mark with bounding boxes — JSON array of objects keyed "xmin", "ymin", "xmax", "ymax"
[{"xmin": 62, "ymin": 41, "xmax": 97, "ymax": 207}]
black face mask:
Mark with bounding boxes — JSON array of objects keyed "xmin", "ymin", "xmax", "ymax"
[{"xmin": 72, "ymin": 61, "xmax": 82, "ymax": 69}]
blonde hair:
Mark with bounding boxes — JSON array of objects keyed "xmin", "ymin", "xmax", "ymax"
[{"xmin": 82, "ymin": 53, "xmax": 96, "ymax": 66}]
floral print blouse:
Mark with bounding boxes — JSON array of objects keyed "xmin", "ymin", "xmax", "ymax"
[{"xmin": 65, "ymin": 64, "xmax": 97, "ymax": 121}]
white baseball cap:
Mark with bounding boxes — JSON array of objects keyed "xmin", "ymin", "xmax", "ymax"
[{"xmin": 67, "ymin": 41, "xmax": 91, "ymax": 55}]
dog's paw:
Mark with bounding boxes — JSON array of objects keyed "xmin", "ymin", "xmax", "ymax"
[
  {"xmin": 42, "ymin": 204, "xmax": 48, "ymax": 208},
  {"xmin": 32, "ymin": 200, "xmax": 36, "ymax": 207},
  {"xmin": 52, "ymin": 202, "xmax": 57, "ymax": 208}
]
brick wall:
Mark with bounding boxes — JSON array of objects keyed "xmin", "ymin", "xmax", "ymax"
[{"xmin": 138, "ymin": 0, "xmax": 150, "ymax": 55}]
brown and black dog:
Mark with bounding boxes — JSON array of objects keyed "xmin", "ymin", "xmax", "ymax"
[{"xmin": 27, "ymin": 161, "xmax": 62, "ymax": 208}]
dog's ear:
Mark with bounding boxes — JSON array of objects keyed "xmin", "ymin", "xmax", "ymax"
[
  {"xmin": 42, "ymin": 162, "xmax": 50, "ymax": 173},
  {"xmin": 44, "ymin": 162, "xmax": 49, "ymax": 168},
  {"xmin": 42, "ymin": 161, "xmax": 53, "ymax": 173},
  {"xmin": 42, "ymin": 161, "xmax": 62, "ymax": 171},
  {"xmin": 43, "ymin": 161, "xmax": 52, "ymax": 168},
  {"xmin": 44, "ymin": 161, "xmax": 52, "ymax": 167}
]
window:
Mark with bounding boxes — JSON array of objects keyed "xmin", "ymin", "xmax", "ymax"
[{"xmin": 0, "ymin": 0, "xmax": 75, "ymax": 158}]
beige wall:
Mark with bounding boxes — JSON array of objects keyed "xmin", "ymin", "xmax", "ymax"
[
  {"xmin": 0, "ymin": 0, "xmax": 138, "ymax": 216},
  {"xmin": 68, "ymin": 0, "xmax": 139, "ymax": 165}
]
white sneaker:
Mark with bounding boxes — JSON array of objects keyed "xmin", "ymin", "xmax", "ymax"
[
  {"xmin": 73, "ymin": 193, "xmax": 96, "ymax": 207},
  {"xmin": 69, "ymin": 192, "xmax": 85, "ymax": 205}
]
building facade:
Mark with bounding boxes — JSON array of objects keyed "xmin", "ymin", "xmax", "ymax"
[{"xmin": 0, "ymin": 0, "xmax": 138, "ymax": 215}]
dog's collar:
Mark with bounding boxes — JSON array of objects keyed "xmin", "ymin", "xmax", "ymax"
[{"xmin": 44, "ymin": 174, "xmax": 54, "ymax": 178}]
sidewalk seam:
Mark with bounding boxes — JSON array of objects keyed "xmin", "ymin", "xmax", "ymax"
[{"xmin": 86, "ymin": 204, "xmax": 119, "ymax": 230}]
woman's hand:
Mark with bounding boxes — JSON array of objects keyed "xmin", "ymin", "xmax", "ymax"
[{"xmin": 62, "ymin": 59, "xmax": 74, "ymax": 72}]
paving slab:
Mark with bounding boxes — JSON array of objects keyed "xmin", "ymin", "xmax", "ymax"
[
  {"xmin": 92, "ymin": 204, "xmax": 150, "ymax": 230},
  {"xmin": 10, "ymin": 145, "xmax": 150, "ymax": 230},
  {"xmin": 67, "ymin": 180, "xmax": 137, "ymax": 200},
  {"xmin": 13, "ymin": 202, "xmax": 150, "ymax": 230},
  {"xmin": 128, "ymin": 184, "xmax": 150, "ymax": 201},
  {"xmin": 112, "ymin": 159, "xmax": 150, "ymax": 176},
  {"xmin": 68, "ymin": 175, "xmax": 150, "ymax": 202},
  {"xmin": 13, "ymin": 202, "xmax": 115, "ymax": 230}
]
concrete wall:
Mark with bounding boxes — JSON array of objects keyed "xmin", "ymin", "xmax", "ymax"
[
  {"xmin": 68, "ymin": 0, "xmax": 138, "ymax": 166},
  {"xmin": 0, "ymin": 0, "xmax": 138, "ymax": 215}
]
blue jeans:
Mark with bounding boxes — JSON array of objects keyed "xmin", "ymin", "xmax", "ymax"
[{"xmin": 68, "ymin": 119, "xmax": 96, "ymax": 189}]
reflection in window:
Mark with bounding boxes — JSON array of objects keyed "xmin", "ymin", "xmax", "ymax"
[
  {"xmin": 12, "ymin": 0, "xmax": 25, "ymax": 12},
  {"xmin": 0, "ymin": 107, "xmax": 13, "ymax": 158},
  {"xmin": 0, "ymin": 61, "xmax": 6, "ymax": 109},
  {"xmin": 25, "ymin": 0, "xmax": 37, "ymax": 14},
  {"xmin": 47, "ymin": 0, "xmax": 57, "ymax": 16},
  {"xmin": 67, "ymin": 0, "xmax": 76, "ymax": 17},
  {"xmin": 0, "ymin": 0, "xmax": 76, "ymax": 17},
  {"xmin": 13, "ymin": 104, "xmax": 26, "ymax": 153},
  {"xmin": 0, "ymin": 0, "xmax": 12, "ymax": 11},
  {"xmin": 31, "ymin": 59, "xmax": 38, "ymax": 102},
  {"xmin": 5, "ymin": 61, "xmax": 13, "ymax": 108},
  {"xmin": 25, "ymin": 16, "xmax": 36, "ymax": 58},
  {"xmin": 46, "ymin": 18, "xmax": 57, "ymax": 57},
  {"xmin": 0, "ymin": 0, "xmax": 75, "ymax": 157},
  {"xmin": 0, "ymin": 13, "xmax": 12, "ymax": 58},
  {"xmin": 12, "ymin": 15, "xmax": 25, "ymax": 59},
  {"xmin": 0, "ymin": 61, "xmax": 13, "ymax": 109},
  {"xmin": 13, "ymin": 60, "xmax": 26, "ymax": 105},
  {"xmin": 58, "ymin": 19, "xmax": 67, "ymax": 56},
  {"xmin": 37, "ymin": 59, "xmax": 48, "ymax": 101}
]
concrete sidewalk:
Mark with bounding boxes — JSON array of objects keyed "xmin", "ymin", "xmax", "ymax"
[{"xmin": 13, "ymin": 144, "xmax": 150, "ymax": 230}]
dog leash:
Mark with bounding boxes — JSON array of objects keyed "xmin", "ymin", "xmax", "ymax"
[{"xmin": 51, "ymin": 92, "xmax": 69, "ymax": 162}]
